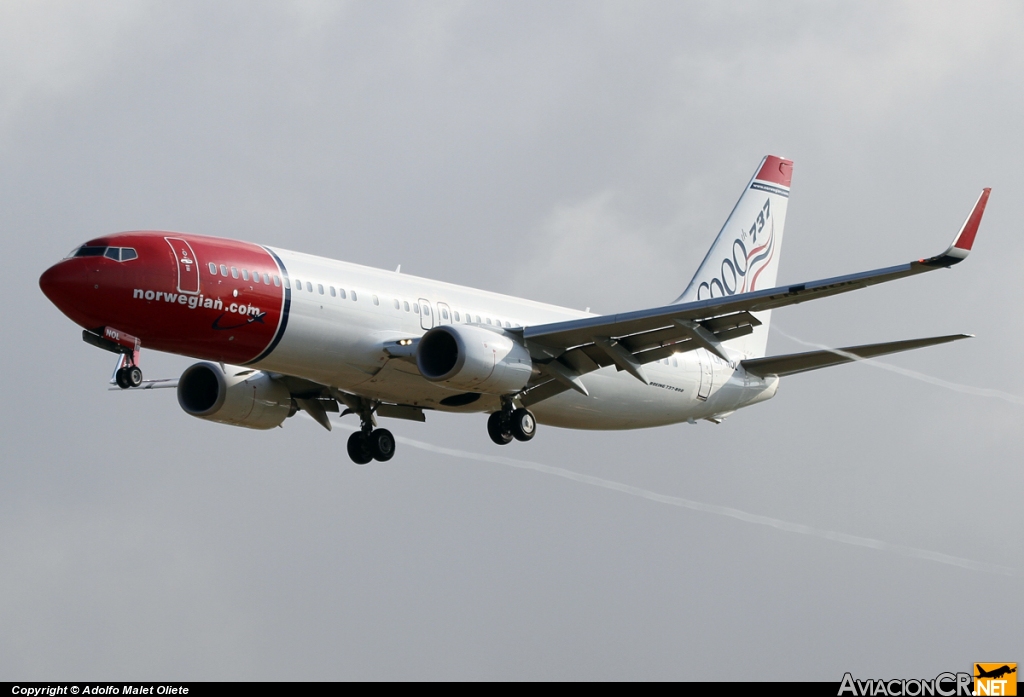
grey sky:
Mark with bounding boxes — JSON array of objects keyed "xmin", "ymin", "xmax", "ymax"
[{"xmin": 1, "ymin": 0, "xmax": 1021, "ymax": 680}]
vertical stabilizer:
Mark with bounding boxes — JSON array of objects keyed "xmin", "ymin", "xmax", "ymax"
[{"xmin": 676, "ymin": 155, "xmax": 793, "ymax": 357}]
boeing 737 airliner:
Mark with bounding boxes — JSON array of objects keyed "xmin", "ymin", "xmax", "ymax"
[{"xmin": 39, "ymin": 157, "xmax": 990, "ymax": 463}]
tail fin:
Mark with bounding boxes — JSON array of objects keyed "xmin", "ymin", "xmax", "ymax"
[{"xmin": 676, "ymin": 155, "xmax": 793, "ymax": 357}]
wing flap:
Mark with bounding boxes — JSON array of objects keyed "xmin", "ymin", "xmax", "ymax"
[{"xmin": 740, "ymin": 334, "xmax": 972, "ymax": 378}]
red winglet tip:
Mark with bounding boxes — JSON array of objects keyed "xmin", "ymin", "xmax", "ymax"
[
  {"xmin": 953, "ymin": 188, "xmax": 991, "ymax": 251},
  {"xmin": 755, "ymin": 155, "xmax": 793, "ymax": 188}
]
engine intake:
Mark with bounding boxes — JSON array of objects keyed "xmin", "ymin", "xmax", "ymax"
[
  {"xmin": 177, "ymin": 362, "xmax": 293, "ymax": 430},
  {"xmin": 416, "ymin": 324, "xmax": 533, "ymax": 395}
]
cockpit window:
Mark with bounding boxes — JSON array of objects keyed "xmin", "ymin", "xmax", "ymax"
[
  {"xmin": 73, "ymin": 246, "xmax": 107, "ymax": 257},
  {"xmin": 94, "ymin": 247, "xmax": 138, "ymax": 262}
]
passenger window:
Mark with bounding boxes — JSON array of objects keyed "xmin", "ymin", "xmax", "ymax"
[
  {"xmin": 252, "ymin": 270, "xmax": 260, "ymax": 283},
  {"xmin": 351, "ymin": 291, "xmax": 357, "ymax": 301},
  {"xmin": 442, "ymin": 308, "xmax": 449, "ymax": 320},
  {"xmin": 404, "ymin": 301, "xmax": 410, "ymax": 312},
  {"xmin": 486, "ymin": 318, "xmax": 492, "ymax": 325},
  {"xmin": 475, "ymin": 315, "xmax": 481, "ymax": 323},
  {"xmin": 672, "ymin": 358, "xmax": 678, "ymax": 367},
  {"xmin": 393, "ymin": 299, "xmax": 400, "ymax": 309},
  {"xmin": 424, "ymin": 306, "xmax": 430, "ymax": 316},
  {"xmin": 504, "ymin": 321, "xmax": 510, "ymax": 328},
  {"xmin": 295, "ymin": 279, "xmax": 302, "ymax": 290},
  {"xmin": 317, "ymin": 284, "xmax": 323, "ymax": 294},
  {"xmin": 264, "ymin": 273, "xmax": 271, "ymax": 285},
  {"xmin": 372, "ymin": 295, "xmax": 379, "ymax": 306},
  {"xmin": 273, "ymin": 275, "xmax": 281, "ymax": 286},
  {"xmin": 304, "ymin": 282, "xmax": 310, "ymax": 292},
  {"xmin": 105, "ymin": 248, "xmax": 120, "ymax": 261},
  {"xmin": 242, "ymin": 270, "xmax": 249, "ymax": 281},
  {"xmin": 339, "ymin": 288, "xmax": 346, "ymax": 299},
  {"xmin": 330, "ymin": 286, "xmax": 336, "ymax": 297},
  {"xmin": 220, "ymin": 265, "xmax": 228, "ymax": 277},
  {"xmin": 208, "ymin": 263, "xmax": 217, "ymax": 274},
  {"xmin": 412, "ymin": 303, "xmax": 419, "ymax": 313},
  {"xmin": 121, "ymin": 248, "xmax": 137, "ymax": 261},
  {"xmin": 231, "ymin": 267, "xmax": 238, "ymax": 279},
  {"xmin": 453, "ymin": 311, "xmax": 460, "ymax": 322}
]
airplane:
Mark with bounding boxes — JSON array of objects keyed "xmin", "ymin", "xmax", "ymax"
[
  {"xmin": 38, "ymin": 156, "xmax": 990, "ymax": 464},
  {"xmin": 976, "ymin": 665, "xmax": 1016, "ymax": 680}
]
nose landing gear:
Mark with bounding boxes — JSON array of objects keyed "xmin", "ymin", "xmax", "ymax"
[
  {"xmin": 83, "ymin": 327, "xmax": 144, "ymax": 389},
  {"xmin": 115, "ymin": 365, "xmax": 143, "ymax": 389}
]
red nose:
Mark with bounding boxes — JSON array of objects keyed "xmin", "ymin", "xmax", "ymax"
[
  {"xmin": 39, "ymin": 259, "xmax": 91, "ymax": 323},
  {"xmin": 41, "ymin": 261, "xmax": 76, "ymax": 305}
]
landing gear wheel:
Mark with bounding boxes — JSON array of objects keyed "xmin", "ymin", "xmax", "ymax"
[
  {"xmin": 369, "ymin": 428, "xmax": 396, "ymax": 462},
  {"xmin": 126, "ymin": 366, "xmax": 143, "ymax": 388},
  {"xmin": 115, "ymin": 368, "xmax": 131, "ymax": 390},
  {"xmin": 487, "ymin": 412, "xmax": 513, "ymax": 445},
  {"xmin": 347, "ymin": 431, "xmax": 373, "ymax": 465},
  {"xmin": 509, "ymin": 408, "xmax": 536, "ymax": 442}
]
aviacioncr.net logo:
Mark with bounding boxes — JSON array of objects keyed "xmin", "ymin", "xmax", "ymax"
[{"xmin": 838, "ymin": 672, "xmax": 973, "ymax": 697}]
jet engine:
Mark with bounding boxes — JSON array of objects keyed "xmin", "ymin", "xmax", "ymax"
[
  {"xmin": 177, "ymin": 362, "xmax": 293, "ymax": 430},
  {"xmin": 416, "ymin": 324, "xmax": 533, "ymax": 394}
]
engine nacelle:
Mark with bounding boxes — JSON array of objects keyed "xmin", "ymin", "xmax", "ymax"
[
  {"xmin": 177, "ymin": 362, "xmax": 293, "ymax": 430},
  {"xmin": 416, "ymin": 324, "xmax": 533, "ymax": 395}
]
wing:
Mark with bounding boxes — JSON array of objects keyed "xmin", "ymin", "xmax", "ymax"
[{"xmin": 515, "ymin": 189, "xmax": 989, "ymax": 404}]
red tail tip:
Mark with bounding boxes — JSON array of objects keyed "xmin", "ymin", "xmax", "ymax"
[{"xmin": 755, "ymin": 156, "xmax": 793, "ymax": 188}]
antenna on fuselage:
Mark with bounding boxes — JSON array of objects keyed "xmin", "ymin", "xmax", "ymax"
[{"xmin": 395, "ymin": 264, "xmax": 401, "ymax": 273}]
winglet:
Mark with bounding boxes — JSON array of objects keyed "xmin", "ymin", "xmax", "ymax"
[{"xmin": 925, "ymin": 188, "xmax": 991, "ymax": 266}]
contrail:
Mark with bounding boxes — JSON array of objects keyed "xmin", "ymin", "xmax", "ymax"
[
  {"xmin": 771, "ymin": 324, "xmax": 1024, "ymax": 406},
  {"xmin": 335, "ymin": 422, "xmax": 1018, "ymax": 577}
]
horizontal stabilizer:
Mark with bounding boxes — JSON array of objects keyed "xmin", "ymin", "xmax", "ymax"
[
  {"xmin": 741, "ymin": 334, "xmax": 972, "ymax": 378},
  {"xmin": 107, "ymin": 378, "xmax": 178, "ymax": 391}
]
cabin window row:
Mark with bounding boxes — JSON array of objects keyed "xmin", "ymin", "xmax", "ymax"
[
  {"xmin": 208, "ymin": 262, "xmax": 282, "ymax": 286},
  {"xmin": 291, "ymin": 279, "xmax": 373, "ymax": 304},
  {"xmin": 280, "ymin": 276, "xmax": 521, "ymax": 328}
]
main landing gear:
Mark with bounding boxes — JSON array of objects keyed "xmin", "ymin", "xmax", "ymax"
[
  {"xmin": 487, "ymin": 405, "xmax": 537, "ymax": 446},
  {"xmin": 347, "ymin": 428, "xmax": 396, "ymax": 465},
  {"xmin": 342, "ymin": 398, "xmax": 396, "ymax": 465}
]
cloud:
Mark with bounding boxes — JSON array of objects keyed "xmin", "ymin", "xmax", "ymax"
[{"xmin": 0, "ymin": 1, "xmax": 154, "ymax": 132}]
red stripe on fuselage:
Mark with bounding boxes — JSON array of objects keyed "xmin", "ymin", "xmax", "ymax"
[{"xmin": 40, "ymin": 231, "xmax": 286, "ymax": 365}]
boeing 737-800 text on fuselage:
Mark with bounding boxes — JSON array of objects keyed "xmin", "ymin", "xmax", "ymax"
[{"xmin": 39, "ymin": 157, "xmax": 990, "ymax": 463}]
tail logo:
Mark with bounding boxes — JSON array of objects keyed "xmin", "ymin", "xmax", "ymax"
[{"xmin": 696, "ymin": 198, "xmax": 775, "ymax": 301}]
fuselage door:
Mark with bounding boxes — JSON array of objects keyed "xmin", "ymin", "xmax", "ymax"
[
  {"xmin": 436, "ymin": 302, "xmax": 452, "ymax": 325},
  {"xmin": 164, "ymin": 237, "xmax": 200, "ymax": 295},
  {"xmin": 419, "ymin": 298, "xmax": 434, "ymax": 330},
  {"xmin": 697, "ymin": 349, "xmax": 713, "ymax": 401}
]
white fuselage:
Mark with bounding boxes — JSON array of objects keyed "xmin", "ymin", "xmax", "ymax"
[{"xmin": 253, "ymin": 247, "xmax": 779, "ymax": 429}]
